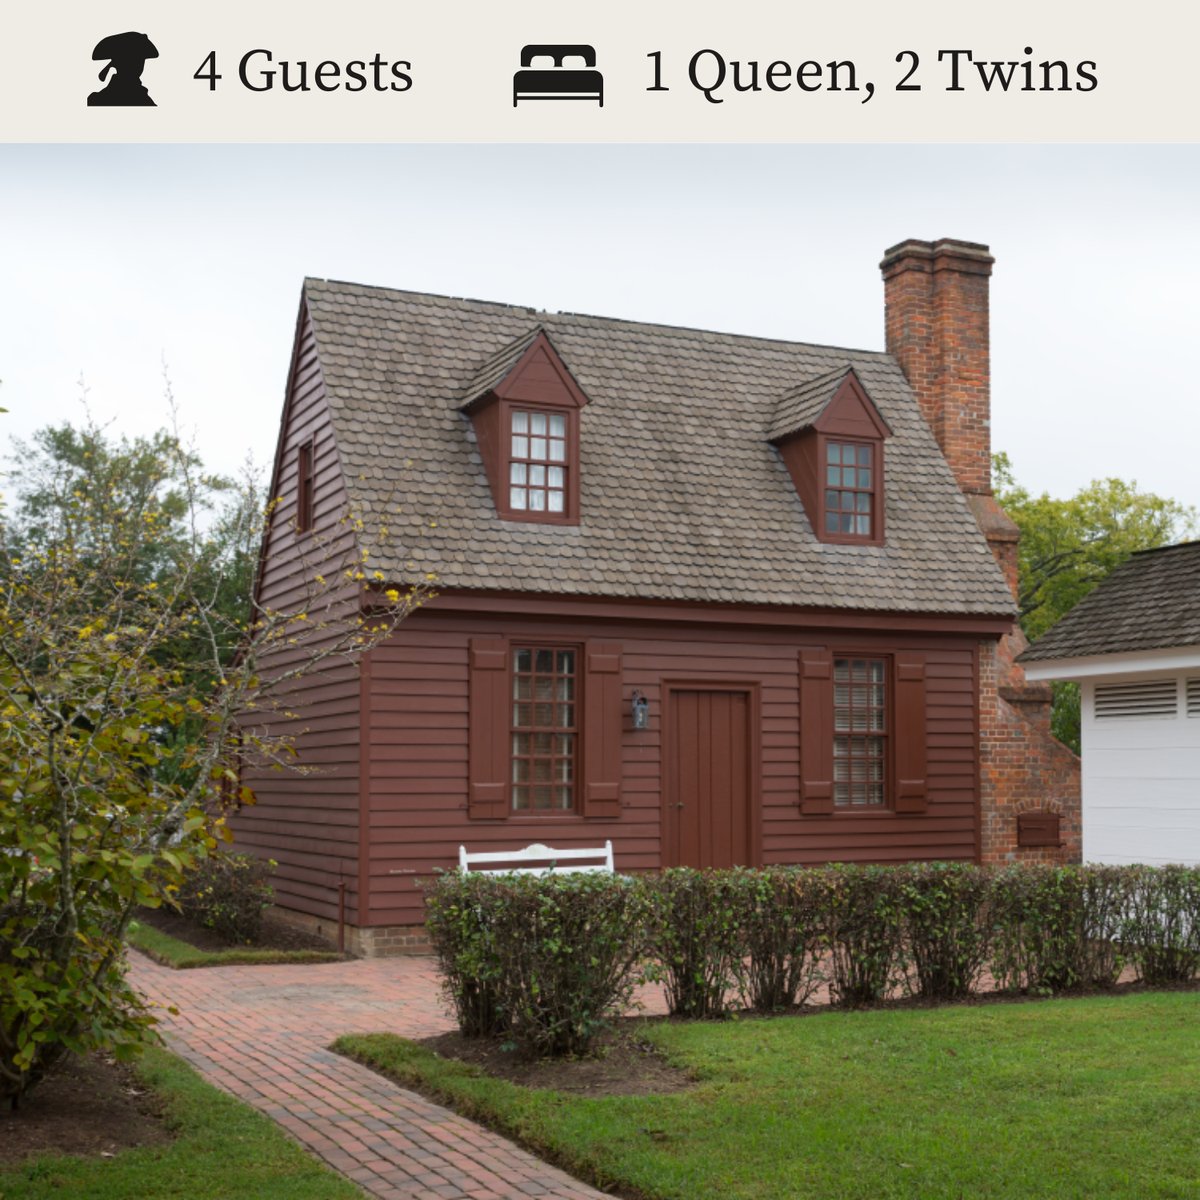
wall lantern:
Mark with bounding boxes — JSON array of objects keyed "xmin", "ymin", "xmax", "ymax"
[{"xmin": 631, "ymin": 690, "xmax": 650, "ymax": 730}]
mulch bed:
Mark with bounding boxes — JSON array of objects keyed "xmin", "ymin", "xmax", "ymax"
[
  {"xmin": 0, "ymin": 1054, "xmax": 172, "ymax": 1165},
  {"xmin": 418, "ymin": 1026, "xmax": 695, "ymax": 1096},
  {"xmin": 135, "ymin": 904, "xmax": 338, "ymax": 954}
]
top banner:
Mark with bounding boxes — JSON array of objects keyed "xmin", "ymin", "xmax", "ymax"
[{"xmin": 4, "ymin": 0, "xmax": 1196, "ymax": 143}]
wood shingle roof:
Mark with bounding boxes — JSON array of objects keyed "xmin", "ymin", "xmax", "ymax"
[
  {"xmin": 1020, "ymin": 541, "xmax": 1200, "ymax": 662},
  {"xmin": 303, "ymin": 277, "xmax": 1016, "ymax": 615}
]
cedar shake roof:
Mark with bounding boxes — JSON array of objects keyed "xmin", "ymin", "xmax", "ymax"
[
  {"xmin": 302, "ymin": 277, "xmax": 1016, "ymax": 615},
  {"xmin": 1019, "ymin": 541, "xmax": 1200, "ymax": 662},
  {"xmin": 766, "ymin": 364, "xmax": 891, "ymax": 443}
]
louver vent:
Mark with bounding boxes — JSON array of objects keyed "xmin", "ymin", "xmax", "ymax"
[
  {"xmin": 1187, "ymin": 678, "xmax": 1200, "ymax": 717},
  {"xmin": 1094, "ymin": 679, "xmax": 1177, "ymax": 720}
]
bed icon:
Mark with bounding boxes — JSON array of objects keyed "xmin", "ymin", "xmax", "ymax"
[{"xmin": 513, "ymin": 45, "xmax": 603, "ymax": 107}]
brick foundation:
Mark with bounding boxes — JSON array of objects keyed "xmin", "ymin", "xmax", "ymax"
[{"xmin": 268, "ymin": 904, "xmax": 433, "ymax": 957}]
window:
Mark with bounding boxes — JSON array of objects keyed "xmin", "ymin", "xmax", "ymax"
[
  {"xmin": 824, "ymin": 441, "xmax": 874, "ymax": 538},
  {"xmin": 509, "ymin": 410, "xmax": 568, "ymax": 515},
  {"xmin": 833, "ymin": 657, "xmax": 887, "ymax": 807},
  {"xmin": 511, "ymin": 646, "xmax": 577, "ymax": 811},
  {"xmin": 297, "ymin": 440, "xmax": 314, "ymax": 532},
  {"xmin": 1188, "ymin": 678, "xmax": 1200, "ymax": 717}
]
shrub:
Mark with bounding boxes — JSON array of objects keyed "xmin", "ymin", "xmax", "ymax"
[
  {"xmin": 645, "ymin": 869, "xmax": 744, "ymax": 1019},
  {"xmin": 814, "ymin": 864, "xmax": 906, "ymax": 1007},
  {"xmin": 733, "ymin": 868, "xmax": 824, "ymax": 1012},
  {"xmin": 897, "ymin": 862, "xmax": 992, "ymax": 1001},
  {"xmin": 176, "ymin": 853, "xmax": 275, "ymax": 944},
  {"xmin": 1123, "ymin": 865, "xmax": 1200, "ymax": 985},
  {"xmin": 423, "ymin": 872, "xmax": 506, "ymax": 1038},
  {"xmin": 990, "ymin": 865, "xmax": 1133, "ymax": 992},
  {"xmin": 425, "ymin": 872, "xmax": 651, "ymax": 1057}
]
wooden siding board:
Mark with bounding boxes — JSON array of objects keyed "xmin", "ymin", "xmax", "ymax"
[
  {"xmin": 234, "ymin": 303, "xmax": 366, "ymax": 925},
  {"xmin": 359, "ymin": 609, "xmax": 984, "ymax": 927}
]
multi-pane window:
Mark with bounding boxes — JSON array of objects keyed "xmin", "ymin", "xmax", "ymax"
[
  {"xmin": 825, "ymin": 441, "xmax": 873, "ymax": 537},
  {"xmin": 510, "ymin": 410, "xmax": 567, "ymax": 514},
  {"xmin": 511, "ymin": 647, "xmax": 576, "ymax": 811},
  {"xmin": 833, "ymin": 657, "xmax": 887, "ymax": 807}
]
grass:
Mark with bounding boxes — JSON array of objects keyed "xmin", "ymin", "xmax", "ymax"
[
  {"xmin": 337, "ymin": 991, "xmax": 1200, "ymax": 1200},
  {"xmin": 125, "ymin": 920, "xmax": 343, "ymax": 969},
  {"xmin": 0, "ymin": 1045, "xmax": 361, "ymax": 1199}
]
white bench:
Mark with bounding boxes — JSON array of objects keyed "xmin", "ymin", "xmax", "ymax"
[{"xmin": 458, "ymin": 840, "xmax": 614, "ymax": 877}]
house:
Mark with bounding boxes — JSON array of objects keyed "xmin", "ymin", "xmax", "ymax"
[
  {"xmin": 1020, "ymin": 542, "xmax": 1200, "ymax": 866},
  {"xmin": 238, "ymin": 237, "xmax": 1081, "ymax": 954}
]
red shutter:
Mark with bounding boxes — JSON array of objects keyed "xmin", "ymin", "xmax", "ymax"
[
  {"xmin": 894, "ymin": 653, "xmax": 928, "ymax": 814},
  {"xmin": 468, "ymin": 638, "xmax": 509, "ymax": 819},
  {"xmin": 583, "ymin": 641, "xmax": 622, "ymax": 819},
  {"xmin": 799, "ymin": 647, "xmax": 834, "ymax": 815}
]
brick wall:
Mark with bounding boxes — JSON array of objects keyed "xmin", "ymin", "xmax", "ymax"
[{"xmin": 883, "ymin": 238, "xmax": 1081, "ymax": 862}]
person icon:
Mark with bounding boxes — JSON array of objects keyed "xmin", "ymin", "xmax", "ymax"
[{"xmin": 88, "ymin": 32, "xmax": 158, "ymax": 107}]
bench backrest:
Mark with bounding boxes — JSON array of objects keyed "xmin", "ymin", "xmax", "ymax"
[{"xmin": 458, "ymin": 839, "xmax": 614, "ymax": 876}]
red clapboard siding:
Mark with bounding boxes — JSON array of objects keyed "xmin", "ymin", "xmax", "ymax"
[
  {"xmin": 233, "ymin": 303, "xmax": 367, "ymax": 925},
  {"xmin": 358, "ymin": 609, "xmax": 985, "ymax": 927}
]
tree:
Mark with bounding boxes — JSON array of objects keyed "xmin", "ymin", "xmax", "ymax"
[
  {"xmin": 994, "ymin": 453, "xmax": 1196, "ymax": 751},
  {"xmin": 0, "ymin": 418, "xmax": 430, "ymax": 1107}
]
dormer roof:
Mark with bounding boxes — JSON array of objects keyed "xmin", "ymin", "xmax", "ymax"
[{"xmin": 768, "ymin": 365, "xmax": 892, "ymax": 444}]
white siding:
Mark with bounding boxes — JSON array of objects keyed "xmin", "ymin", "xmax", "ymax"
[{"xmin": 1081, "ymin": 672, "xmax": 1200, "ymax": 866}]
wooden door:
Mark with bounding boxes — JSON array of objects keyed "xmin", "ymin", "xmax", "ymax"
[{"xmin": 664, "ymin": 688, "xmax": 755, "ymax": 869}]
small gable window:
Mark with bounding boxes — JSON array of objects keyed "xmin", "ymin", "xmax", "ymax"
[
  {"xmin": 297, "ymin": 440, "xmax": 314, "ymax": 532},
  {"xmin": 825, "ymin": 441, "xmax": 875, "ymax": 538},
  {"xmin": 510, "ymin": 411, "xmax": 568, "ymax": 514}
]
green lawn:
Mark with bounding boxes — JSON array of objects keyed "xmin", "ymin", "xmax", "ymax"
[
  {"xmin": 126, "ymin": 920, "xmax": 343, "ymax": 969},
  {"xmin": 338, "ymin": 992, "xmax": 1200, "ymax": 1200},
  {"xmin": 0, "ymin": 1046, "xmax": 361, "ymax": 1199}
]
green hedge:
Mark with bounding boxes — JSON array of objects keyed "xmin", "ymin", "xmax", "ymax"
[{"xmin": 425, "ymin": 862, "xmax": 1200, "ymax": 1056}]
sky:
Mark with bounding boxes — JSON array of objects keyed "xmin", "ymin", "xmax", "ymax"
[{"xmin": 2, "ymin": 143, "xmax": 1199, "ymax": 515}]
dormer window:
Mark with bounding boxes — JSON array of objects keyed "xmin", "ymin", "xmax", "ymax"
[
  {"xmin": 510, "ymin": 410, "xmax": 568, "ymax": 514},
  {"xmin": 459, "ymin": 328, "xmax": 590, "ymax": 526},
  {"xmin": 768, "ymin": 365, "xmax": 891, "ymax": 548},
  {"xmin": 824, "ymin": 440, "xmax": 875, "ymax": 538}
]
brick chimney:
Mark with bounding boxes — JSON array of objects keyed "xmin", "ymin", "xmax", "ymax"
[
  {"xmin": 882, "ymin": 238, "xmax": 1082, "ymax": 865},
  {"xmin": 880, "ymin": 238, "xmax": 1019, "ymax": 596}
]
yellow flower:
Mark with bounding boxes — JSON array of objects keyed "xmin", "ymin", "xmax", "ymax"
[{"xmin": 385, "ymin": 589, "xmax": 400, "ymax": 602}]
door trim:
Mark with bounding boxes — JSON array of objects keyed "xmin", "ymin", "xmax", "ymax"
[{"xmin": 661, "ymin": 679, "xmax": 762, "ymax": 869}]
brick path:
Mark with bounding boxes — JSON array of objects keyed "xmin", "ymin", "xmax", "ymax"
[{"xmin": 128, "ymin": 952, "xmax": 620, "ymax": 1199}]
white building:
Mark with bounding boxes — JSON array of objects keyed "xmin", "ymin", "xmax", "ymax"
[{"xmin": 1020, "ymin": 542, "xmax": 1200, "ymax": 867}]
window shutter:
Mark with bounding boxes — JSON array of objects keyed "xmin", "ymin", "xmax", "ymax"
[
  {"xmin": 799, "ymin": 647, "xmax": 834, "ymax": 815},
  {"xmin": 583, "ymin": 641, "xmax": 622, "ymax": 819},
  {"xmin": 893, "ymin": 653, "xmax": 928, "ymax": 814},
  {"xmin": 468, "ymin": 638, "xmax": 509, "ymax": 819}
]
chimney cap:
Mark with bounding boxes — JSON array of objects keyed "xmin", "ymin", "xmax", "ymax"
[{"xmin": 880, "ymin": 238, "xmax": 994, "ymax": 276}]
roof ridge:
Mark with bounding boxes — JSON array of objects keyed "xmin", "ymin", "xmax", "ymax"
[
  {"xmin": 1130, "ymin": 539, "xmax": 1200, "ymax": 557},
  {"xmin": 302, "ymin": 276, "xmax": 893, "ymax": 359}
]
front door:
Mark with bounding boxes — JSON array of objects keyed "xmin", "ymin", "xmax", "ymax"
[{"xmin": 664, "ymin": 687, "xmax": 755, "ymax": 868}]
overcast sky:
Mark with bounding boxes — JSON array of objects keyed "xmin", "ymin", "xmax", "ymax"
[{"xmin": 2, "ymin": 144, "xmax": 1198, "ymax": 515}]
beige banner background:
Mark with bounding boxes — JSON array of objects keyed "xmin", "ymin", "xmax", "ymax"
[{"xmin": 4, "ymin": 0, "xmax": 1195, "ymax": 142}]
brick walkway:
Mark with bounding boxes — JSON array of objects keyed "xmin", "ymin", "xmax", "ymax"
[{"xmin": 128, "ymin": 952, "xmax": 618, "ymax": 1199}]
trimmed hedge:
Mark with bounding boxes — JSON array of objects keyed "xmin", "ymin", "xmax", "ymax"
[
  {"xmin": 424, "ymin": 871, "xmax": 650, "ymax": 1056},
  {"xmin": 425, "ymin": 862, "xmax": 1200, "ymax": 1056}
]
